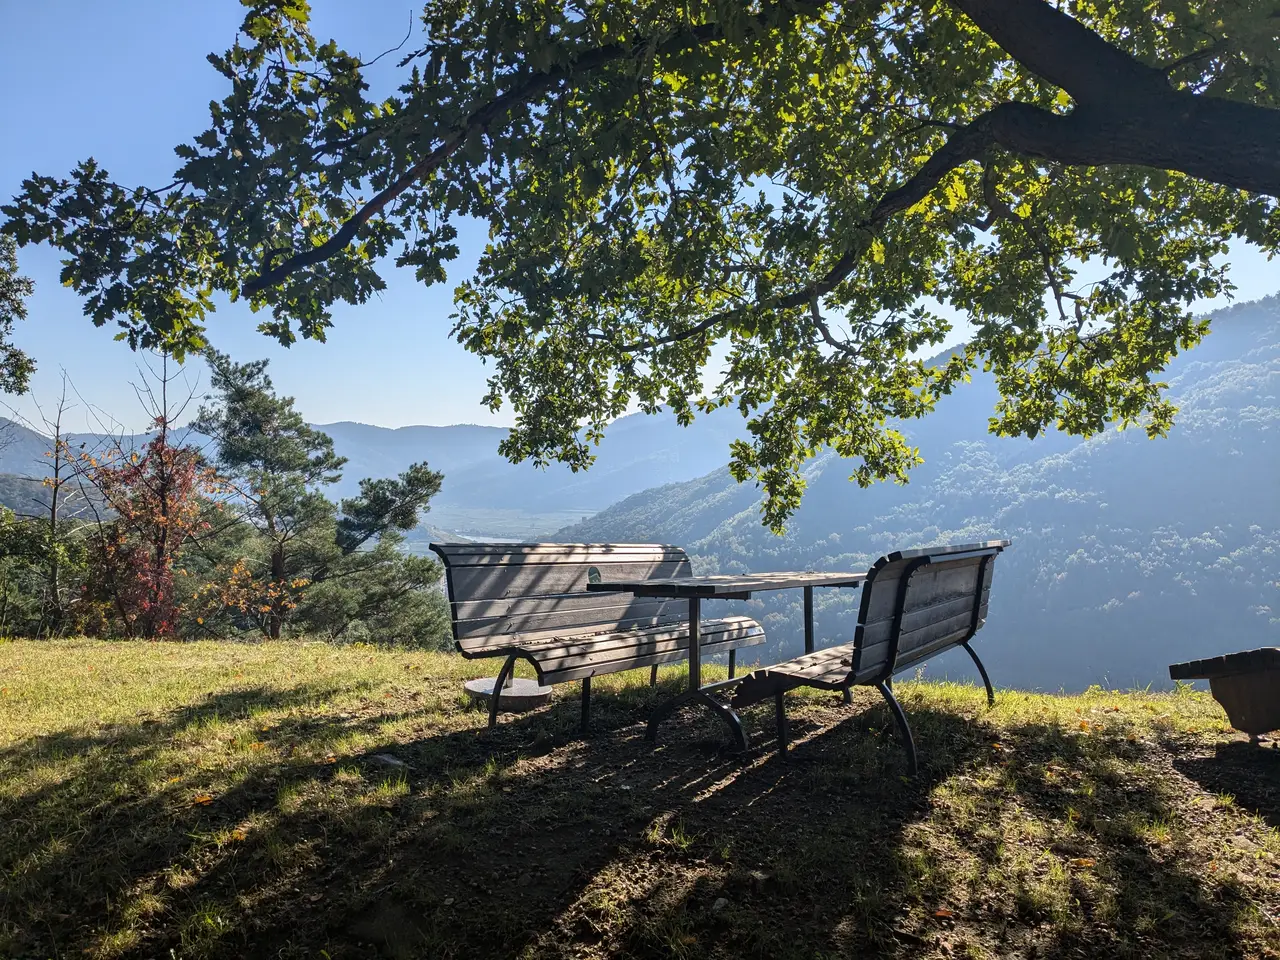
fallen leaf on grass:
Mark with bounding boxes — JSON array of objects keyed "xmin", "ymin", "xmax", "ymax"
[
  {"xmin": 322, "ymin": 754, "xmax": 337, "ymax": 764},
  {"xmin": 192, "ymin": 793, "xmax": 214, "ymax": 806},
  {"xmin": 1070, "ymin": 858, "xmax": 1097, "ymax": 868},
  {"xmin": 1079, "ymin": 720, "xmax": 1091, "ymax": 731},
  {"xmin": 933, "ymin": 908, "xmax": 955, "ymax": 919},
  {"xmin": 230, "ymin": 827, "xmax": 247, "ymax": 841}
]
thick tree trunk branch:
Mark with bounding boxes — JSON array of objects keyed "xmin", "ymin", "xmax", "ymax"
[
  {"xmin": 946, "ymin": 0, "xmax": 1280, "ymax": 195},
  {"xmin": 946, "ymin": 0, "xmax": 1169, "ymax": 104}
]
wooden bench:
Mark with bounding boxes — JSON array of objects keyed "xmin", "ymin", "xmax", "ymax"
[
  {"xmin": 729, "ymin": 540, "xmax": 1010, "ymax": 773},
  {"xmin": 1170, "ymin": 647, "xmax": 1280, "ymax": 743},
  {"xmin": 430, "ymin": 542, "xmax": 767, "ymax": 730}
]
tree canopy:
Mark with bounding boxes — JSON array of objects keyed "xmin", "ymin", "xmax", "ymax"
[
  {"xmin": 0, "ymin": 236, "xmax": 35, "ymax": 395},
  {"xmin": 3, "ymin": 0, "xmax": 1278, "ymax": 526}
]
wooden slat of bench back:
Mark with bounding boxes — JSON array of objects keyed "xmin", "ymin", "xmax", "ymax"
[
  {"xmin": 852, "ymin": 542, "xmax": 1006, "ymax": 681},
  {"xmin": 430, "ymin": 542, "xmax": 694, "ymax": 654}
]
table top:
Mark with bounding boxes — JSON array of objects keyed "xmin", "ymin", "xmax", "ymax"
[{"xmin": 586, "ymin": 570, "xmax": 867, "ymax": 599}]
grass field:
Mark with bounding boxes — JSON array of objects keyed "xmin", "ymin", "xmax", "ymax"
[{"xmin": 1, "ymin": 638, "xmax": 1277, "ymax": 959}]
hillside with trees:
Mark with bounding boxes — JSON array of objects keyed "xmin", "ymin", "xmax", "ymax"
[{"xmin": 560, "ymin": 297, "xmax": 1280, "ymax": 691}]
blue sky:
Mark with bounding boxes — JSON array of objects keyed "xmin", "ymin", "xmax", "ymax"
[{"xmin": 1, "ymin": 0, "xmax": 1276, "ymax": 434}]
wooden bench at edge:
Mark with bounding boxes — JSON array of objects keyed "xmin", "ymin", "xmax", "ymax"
[
  {"xmin": 430, "ymin": 542, "xmax": 767, "ymax": 729},
  {"xmin": 729, "ymin": 539, "xmax": 1011, "ymax": 773}
]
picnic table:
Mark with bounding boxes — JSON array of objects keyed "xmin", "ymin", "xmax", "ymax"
[{"xmin": 587, "ymin": 570, "xmax": 867, "ymax": 747}]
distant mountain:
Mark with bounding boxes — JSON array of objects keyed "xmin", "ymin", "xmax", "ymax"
[
  {"xmin": 559, "ymin": 296, "xmax": 1280, "ymax": 692},
  {"xmin": 321, "ymin": 410, "xmax": 748, "ymax": 515},
  {"xmin": 0, "ymin": 399, "xmax": 750, "ymax": 539}
]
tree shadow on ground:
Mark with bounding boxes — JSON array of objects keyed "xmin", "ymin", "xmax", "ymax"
[
  {"xmin": 2, "ymin": 681, "xmax": 1276, "ymax": 960},
  {"xmin": 540, "ymin": 696, "xmax": 1275, "ymax": 960}
]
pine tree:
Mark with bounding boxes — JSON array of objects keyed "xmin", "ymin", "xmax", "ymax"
[
  {"xmin": 192, "ymin": 350, "xmax": 346, "ymax": 639},
  {"xmin": 191, "ymin": 350, "xmax": 448, "ymax": 645}
]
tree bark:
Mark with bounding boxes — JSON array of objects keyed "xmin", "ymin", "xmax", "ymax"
[{"xmin": 948, "ymin": 0, "xmax": 1280, "ymax": 195}]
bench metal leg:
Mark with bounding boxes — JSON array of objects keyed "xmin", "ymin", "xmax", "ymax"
[
  {"xmin": 842, "ymin": 686, "xmax": 852, "ymax": 705},
  {"xmin": 646, "ymin": 690, "xmax": 748, "ymax": 752},
  {"xmin": 962, "ymin": 640, "xmax": 996, "ymax": 707},
  {"xmin": 728, "ymin": 649, "xmax": 736, "ymax": 679},
  {"xmin": 775, "ymin": 690, "xmax": 789, "ymax": 754},
  {"xmin": 877, "ymin": 680, "xmax": 918, "ymax": 776},
  {"xmin": 650, "ymin": 664, "xmax": 659, "ymax": 687},
  {"xmin": 487, "ymin": 654, "xmax": 518, "ymax": 728},
  {"xmin": 580, "ymin": 676, "xmax": 592, "ymax": 732}
]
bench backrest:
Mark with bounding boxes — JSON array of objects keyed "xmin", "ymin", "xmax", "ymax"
[
  {"xmin": 429, "ymin": 542, "xmax": 693, "ymax": 654},
  {"xmin": 851, "ymin": 540, "xmax": 1010, "ymax": 683}
]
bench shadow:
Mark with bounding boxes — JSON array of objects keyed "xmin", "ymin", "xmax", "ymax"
[
  {"xmin": 1171, "ymin": 738, "xmax": 1280, "ymax": 829},
  {"xmin": 2, "ymin": 682, "xmax": 1273, "ymax": 960}
]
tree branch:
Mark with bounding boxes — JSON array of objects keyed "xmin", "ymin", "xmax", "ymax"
[
  {"xmin": 1161, "ymin": 39, "xmax": 1231, "ymax": 78},
  {"xmin": 609, "ymin": 104, "xmax": 1008, "ymax": 353},
  {"xmin": 242, "ymin": 4, "xmax": 818, "ymax": 297}
]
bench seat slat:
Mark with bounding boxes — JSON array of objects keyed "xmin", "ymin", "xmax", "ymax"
[
  {"xmin": 730, "ymin": 643, "xmax": 855, "ymax": 706},
  {"xmin": 537, "ymin": 619, "xmax": 766, "ymax": 685},
  {"xmin": 462, "ymin": 616, "xmax": 766, "ymax": 685}
]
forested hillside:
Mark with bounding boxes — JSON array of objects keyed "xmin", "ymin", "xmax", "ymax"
[{"xmin": 561, "ymin": 297, "xmax": 1280, "ymax": 691}]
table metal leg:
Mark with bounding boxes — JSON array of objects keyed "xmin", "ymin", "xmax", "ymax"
[
  {"xmin": 645, "ymin": 595, "xmax": 748, "ymax": 751},
  {"xmin": 646, "ymin": 689, "xmax": 749, "ymax": 751},
  {"xmin": 686, "ymin": 596, "xmax": 701, "ymax": 691},
  {"xmin": 804, "ymin": 585, "xmax": 814, "ymax": 654}
]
